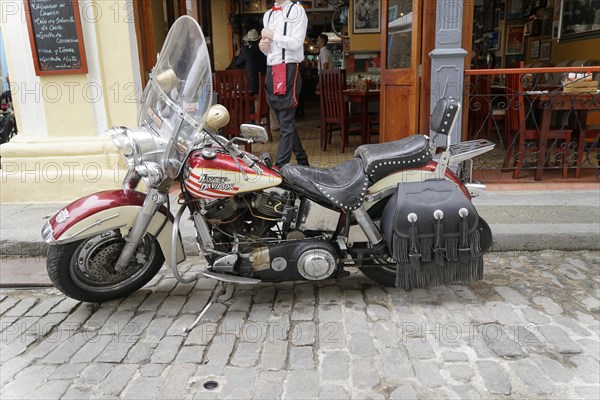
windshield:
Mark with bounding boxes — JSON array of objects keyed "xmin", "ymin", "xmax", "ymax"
[{"xmin": 139, "ymin": 16, "xmax": 213, "ymax": 179}]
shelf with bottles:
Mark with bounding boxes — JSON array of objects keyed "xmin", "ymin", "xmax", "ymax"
[
  {"xmin": 345, "ymin": 52, "xmax": 381, "ymax": 87},
  {"xmin": 347, "ymin": 73, "xmax": 381, "ymax": 91}
]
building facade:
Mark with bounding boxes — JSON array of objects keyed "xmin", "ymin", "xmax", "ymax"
[{"xmin": 12, "ymin": 1, "xmax": 580, "ymax": 201}]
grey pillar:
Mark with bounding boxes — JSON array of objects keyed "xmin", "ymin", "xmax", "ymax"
[{"xmin": 429, "ymin": 0, "xmax": 467, "ymax": 144}]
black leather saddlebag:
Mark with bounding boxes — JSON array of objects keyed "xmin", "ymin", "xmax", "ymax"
[{"xmin": 381, "ymin": 180, "xmax": 492, "ymax": 289}]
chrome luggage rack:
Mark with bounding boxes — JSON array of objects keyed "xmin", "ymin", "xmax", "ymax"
[{"xmin": 448, "ymin": 139, "xmax": 495, "ymax": 165}]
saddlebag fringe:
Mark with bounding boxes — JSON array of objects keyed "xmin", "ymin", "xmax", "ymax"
[
  {"xmin": 393, "ymin": 257, "xmax": 483, "ymax": 290},
  {"xmin": 391, "ymin": 231, "xmax": 484, "ymax": 290},
  {"xmin": 382, "ymin": 181, "xmax": 492, "ymax": 291}
]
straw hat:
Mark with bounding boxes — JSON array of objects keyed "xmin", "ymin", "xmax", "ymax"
[{"xmin": 245, "ymin": 29, "xmax": 261, "ymax": 42}]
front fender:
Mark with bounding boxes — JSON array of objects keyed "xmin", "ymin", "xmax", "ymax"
[{"xmin": 41, "ymin": 190, "xmax": 185, "ymax": 267}]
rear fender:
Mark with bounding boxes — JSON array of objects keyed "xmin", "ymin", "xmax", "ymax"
[
  {"xmin": 363, "ymin": 162, "xmax": 469, "ymax": 210},
  {"xmin": 349, "ymin": 163, "xmax": 468, "ymax": 243},
  {"xmin": 42, "ymin": 190, "xmax": 185, "ymax": 267}
]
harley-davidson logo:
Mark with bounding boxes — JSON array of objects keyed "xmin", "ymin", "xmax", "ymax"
[{"xmin": 198, "ymin": 174, "xmax": 236, "ymax": 191}]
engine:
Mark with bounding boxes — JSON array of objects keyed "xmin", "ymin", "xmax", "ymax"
[{"xmin": 202, "ymin": 188, "xmax": 290, "ymax": 241}]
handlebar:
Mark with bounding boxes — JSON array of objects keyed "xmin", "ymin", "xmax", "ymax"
[
  {"xmin": 227, "ymin": 140, "xmax": 263, "ymax": 175},
  {"xmin": 203, "ymin": 131, "xmax": 263, "ymax": 176}
]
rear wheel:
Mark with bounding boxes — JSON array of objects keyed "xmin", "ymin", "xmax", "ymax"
[
  {"xmin": 358, "ymin": 255, "xmax": 399, "ymax": 287},
  {"xmin": 356, "ymin": 204, "xmax": 399, "ymax": 286},
  {"xmin": 47, "ymin": 230, "xmax": 165, "ymax": 302}
]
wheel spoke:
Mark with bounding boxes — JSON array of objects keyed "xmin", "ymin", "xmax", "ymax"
[{"xmin": 70, "ymin": 232, "xmax": 157, "ymax": 293}]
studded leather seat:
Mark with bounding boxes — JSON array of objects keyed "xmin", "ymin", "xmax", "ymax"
[
  {"xmin": 281, "ymin": 158, "xmax": 369, "ymax": 210},
  {"xmin": 355, "ymin": 135, "xmax": 432, "ymax": 182}
]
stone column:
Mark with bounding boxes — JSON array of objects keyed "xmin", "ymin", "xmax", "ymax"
[{"xmin": 429, "ymin": 0, "xmax": 467, "ymax": 144}]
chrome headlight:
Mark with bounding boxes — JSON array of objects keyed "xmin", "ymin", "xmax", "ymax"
[
  {"xmin": 109, "ymin": 127, "xmax": 135, "ymax": 166},
  {"xmin": 137, "ymin": 162, "xmax": 164, "ymax": 188},
  {"xmin": 108, "ymin": 126, "xmax": 168, "ymax": 168}
]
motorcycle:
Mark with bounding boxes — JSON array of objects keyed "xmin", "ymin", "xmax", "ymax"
[
  {"xmin": 0, "ymin": 84, "xmax": 17, "ymax": 144},
  {"xmin": 42, "ymin": 17, "xmax": 494, "ymax": 329}
]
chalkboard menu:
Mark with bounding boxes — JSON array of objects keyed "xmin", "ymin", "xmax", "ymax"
[{"xmin": 25, "ymin": 0, "xmax": 88, "ymax": 75}]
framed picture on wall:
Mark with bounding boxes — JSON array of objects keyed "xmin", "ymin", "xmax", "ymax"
[
  {"xmin": 542, "ymin": 8, "xmax": 554, "ymax": 38},
  {"xmin": 508, "ymin": 0, "xmax": 523, "ymax": 19},
  {"xmin": 552, "ymin": 21, "xmax": 560, "ymax": 39},
  {"xmin": 353, "ymin": 0, "xmax": 381, "ymax": 34},
  {"xmin": 558, "ymin": 0, "xmax": 600, "ymax": 41},
  {"xmin": 493, "ymin": 8, "xmax": 500, "ymax": 29},
  {"xmin": 530, "ymin": 39, "xmax": 540, "ymax": 58},
  {"xmin": 506, "ymin": 54, "xmax": 524, "ymax": 67},
  {"xmin": 488, "ymin": 31, "xmax": 501, "ymax": 50},
  {"xmin": 540, "ymin": 42, "xmax": 552, "ymax": 61},
  {"xmin": 494, "ymin": 56, "xmax": 503, "ymax": 69},
  {"xmin": 506, "ymin": 25, "xmax": 525, "ymax": 54},
  {"xmin": 483, "ymin": 0, "xmax": 495, "ymax": 32}
]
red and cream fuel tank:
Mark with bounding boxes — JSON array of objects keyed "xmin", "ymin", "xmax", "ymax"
[{"xmin": 183, "ymin": 149, "xmax": 282, "ymax": 200}]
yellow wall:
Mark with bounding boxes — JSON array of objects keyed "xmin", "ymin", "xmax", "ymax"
[
  {"xmin": 39, "ymin": 76, "xmax": 96, "ymax": 136},
  {"xmin": 524, "ymin": 35, "xmax": 600, "ymax": 65},
  {"xmin": 0, "ymin": 0, "xmax": 140, "ymax": 202},
  {"xmin": 3, "ymin": 0, "xmax": 140, "ymax": 138},
  {"xmin": 349, "ymin": 2, "xmax": 382, "ymax": 51},
  {"xmin": 551, "ymin": 38, "xmax": 600, "ymax": 64},
  {"xmin": 350, "ymin": 33, "xmax": 381, "ymax": 51},
  {"xmin": 94, "ymin": 0, "xmax": 140, "ymax": 128},
  {"xmin": 212, "ymin": 0, "xmax": 232, "ymax": 70}
]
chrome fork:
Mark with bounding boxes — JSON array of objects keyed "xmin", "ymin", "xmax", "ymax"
[{"xmin": 115, "ymin": 188, "xmax": 168, "ymax": 271}]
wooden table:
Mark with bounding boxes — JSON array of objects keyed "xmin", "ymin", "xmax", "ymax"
[
  {"xmin": 315, "ymin": 88, "xmax": 381, "ymax": 146},
  {"xmin": 532, "ymin": 91, "xmax": 600, "ymax": 180},
  {"xmin": 344, "ymin": 89, "xmax": 380, "ymax": 144}
]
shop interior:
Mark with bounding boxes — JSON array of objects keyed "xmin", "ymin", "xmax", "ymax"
[
  {"xmin": 136, "ymin": 0, "xmax": 600, "ymax": 176},
  {"xmin": 471, "ymin": 0, "xmax": 600, "ymax": 70},
  {"xmin": 231, "ymin": 1, "xmax": 382, "ymax": 109},
  {"xmin": 467, "ymin": 0, "xmax": 600, "ymax": 181}
]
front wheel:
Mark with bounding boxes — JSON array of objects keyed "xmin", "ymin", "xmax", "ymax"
[{"xmin": 47, "ymin": 230, "xmax": 165, "ymax": 302}]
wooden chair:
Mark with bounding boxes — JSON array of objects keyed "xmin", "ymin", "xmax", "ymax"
[
  {"xmin": 469, "ymin": 75, "xmax": 506, "ymax": 144},
  {"xmin": 253, "ymin": 72, "xmax": 272, "ymax": 141},
  {"xmin": 503, "ymin": 73, "xmax": 538, "ymax": 179},
  {"xmin": 213, "ymin": 70, "xmax": 253, "ymax": 151},
  {"xmin": 367, "ymin": 113, "xmax": 380, "ymax": 143},
  {"xmin": 503, "ymin": 68, "xmax": 572, "ymax": 180},
  {"xmin": 318, "ymin": 69, "xmax": 361, "ymax": 153},
  {"xmin": 574, "ymin": 114, "xmax": 600, "ymax": 178}
]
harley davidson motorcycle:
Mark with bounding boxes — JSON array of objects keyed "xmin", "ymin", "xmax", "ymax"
[{"xmin": 42, "ymin": 17, "xmax": 494, "ymax": 324}]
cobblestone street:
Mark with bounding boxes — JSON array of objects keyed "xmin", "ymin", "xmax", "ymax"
[{"xmin": 1, "ymin": 250, "xmax": 599, "ymax": 399}]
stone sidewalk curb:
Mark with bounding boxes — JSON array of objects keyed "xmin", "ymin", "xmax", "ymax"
[{"xmin": 1, "ymin": 190, "xmax": 599, "ymax": 256}]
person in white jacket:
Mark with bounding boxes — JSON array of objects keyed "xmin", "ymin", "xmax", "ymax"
[{"xmin": 259, "ymin": 0, "xmax": 309, "ymax": 167}]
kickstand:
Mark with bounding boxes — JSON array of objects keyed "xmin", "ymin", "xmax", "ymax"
[{"xmin": 184, "ymin": 280, "xmax": 227, "ymax": 333}]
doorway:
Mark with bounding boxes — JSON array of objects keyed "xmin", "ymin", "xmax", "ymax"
[
  {"xmin": 133, "ymin": 0, "xmax": 213, "ymax": 86},
  {"xmin": 379, "ymin": 0, "xmax": 436, "ymax": 141}
]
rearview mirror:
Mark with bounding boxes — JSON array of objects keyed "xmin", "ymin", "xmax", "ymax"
[{"xmin": 240, "ymin": 124, "xmax": 269, "ymax": 143}]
